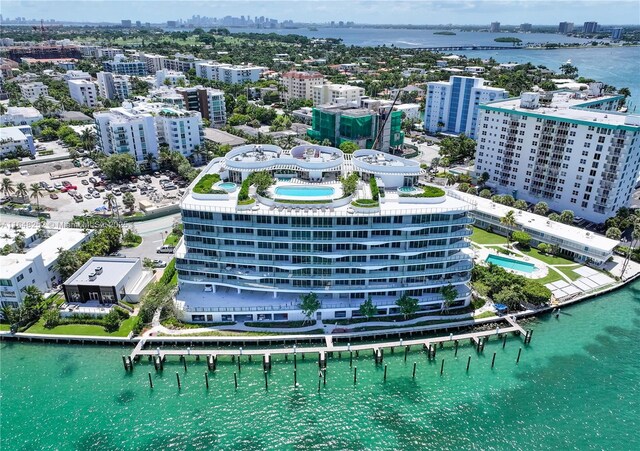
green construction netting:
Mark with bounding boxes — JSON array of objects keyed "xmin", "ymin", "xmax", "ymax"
[{"xmin": 339, "ymin": 114, "xmax": 374, "ymax": 140}]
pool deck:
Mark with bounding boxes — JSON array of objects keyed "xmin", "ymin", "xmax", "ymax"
[{"xmin": 476, "ymin": 247, "xmax": 548, "ymax": 279}]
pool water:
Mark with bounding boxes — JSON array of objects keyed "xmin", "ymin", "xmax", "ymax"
[
  {"xmin": 217, "ymin": 182, "xmax": 237, "ymax": 191},
  {"xmin": 486, "ymin": 254, "xmax": 536, "ymax": 273},
  {"xmin": 275, "ymin": 186, "xmax": 335, "ymax": 197},
  {"xmin": 398, "ymin": 186, "xmax": 418, "ymax": 193}
]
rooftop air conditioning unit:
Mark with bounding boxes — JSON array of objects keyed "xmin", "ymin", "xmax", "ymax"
[
  {"xmin": 88, "ymin": 272, "xmax": 97, "ymax": 281},
  {"xmin": 94, "ymin": 266, "xmax": 103, "ymax": 275}
]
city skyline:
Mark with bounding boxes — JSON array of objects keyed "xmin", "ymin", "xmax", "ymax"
[{"xmin": 2, "ymin": 0, "xmax": 639, "ymax": 26}]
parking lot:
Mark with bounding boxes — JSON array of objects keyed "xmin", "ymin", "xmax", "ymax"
[{"xmin": 4, "ymin": 159, "xmax": 188, "ymax": 222}]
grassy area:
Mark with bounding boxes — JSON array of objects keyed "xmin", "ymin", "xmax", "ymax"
[
  {"xmin": 25, "ymin": 316, "xmax": 136, "ymax": 337},
  {"xmin": 162, "ymin": 319, "xmax": 235, "ymax": 329},
  {"xmin": 245, "ymin": 320, "xmax": 317, "ymax": 329},
  {"xmin": 158, "ymin": 329, "xmax": 326, "ymax": 337},
  {"xmin": 519, "ymin": 247, "xmax": 575, "ymax": 265},
  {"xmin": 123, "ymin": 234, "xmax": 142, "ymax": 248},
  {"xmin": 474, "ymin": 311, "xmax": 497, "ymax": 319},
  {"xmin": 163, "ymin": 233, "xmax": 181, "ymax": 246},
  {"xmin": 556, "ymin": 265, "xmax": 583, "ymax": 281},
  {"xmin": 471, "ymin": 226, "xmax": 508, "ymax": 245},
  {"xmin": 0, "ymin": 323, "xmax": 11, "ymax": 332},
  {"xmin": 533, "ymin": 270, "xmax": 565, "ymax": 285}
]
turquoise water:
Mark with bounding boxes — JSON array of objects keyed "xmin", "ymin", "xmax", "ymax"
[
  {"xmin": 486, "ymin": 254, "xmax": 537, "ymax": 273},
  {"xmin": 218, "ymin": 182, "xmax": 237, "ymax": 190},
  {"xmin": 1, "ymin": 281, "xmax": 639, "ymax": 449},
  {"xmin": 398, "ymin": 186, "xmax": 419, "ymax": 193},
  {"xmin": 275, "ymin": 186, "xmax": 335, "ymax": 197}
]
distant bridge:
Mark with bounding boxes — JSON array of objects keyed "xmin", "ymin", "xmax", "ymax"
[{"xmin": 413, "ymin": 45, "xmax": 520, "ymax": 52}]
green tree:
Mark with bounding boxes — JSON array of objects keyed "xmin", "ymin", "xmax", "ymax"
[
  {"xmin": 358, "ymin": 296, "xmax": 377, "ymax": 319},
  {"xmin": 548, "ymin": 213, "xmax": 561, "ymax": 222},
  {"xmin": 396, "ymin": 294, "xmax": 419, "ymax": 319},
  {"xmin": 511, "ymin": 230, "xmax": 532, "ymax": 248},
  {"xmin": 122, "ymin": 192, "xmax": 136, "ymax": 212},
  {"xmin": 493, "ymin": 286, "xmax": 526, "ymax": 310},
  {"xmin": 534, "ymin": 201, "xmax": 549, "ymax": 216},
  {"xmin": 479, "ymin": 189, "xmax": 492, "ymax": 199},
  {"xmin": 101, "ymin": 153, "xmax": 139, "ymax": 180},
  {"xmin": 15, "ymin": 182, "xmax": 28, "ymax": 202},
  {"xmin": 440, "ymin": 284, "xmax": 458, "ymax": 312},
  {"xmin": 514, "ymin": 199, "xmax": 528, "ymax": 210},
  {"xmin": 559, "ymin": 210, "xmax": 575, "ymax": 225},
  {"xmin": 606, "ymin": 227, "xmax": 622, "ymax": 240},
  {"xmin": 500, "ymin": 210, "xmax": 518, "ymax": 246},
  {"xmin": 102, "ymin": 309, "xmax": 121, "ymax": 332},
  {"xmin": 42, "ymin": 309, "xmax": 60, "ymax": 329},
  {"xmin": 1, "ymin": 177, "xmax": 15, "ymax": 197},
  {"xmin": 340, "ymin": 173, "xmax": 359, "ymax": 196},
  {"xmin": 29, "ymin": 183, "xmax": 44, "ymax": 211},
  {"xmin": 299, "ymin": 292, "xmax": 321, "ymax": 324},
  {"xmin": 338, "ymin": 141, "xmax": 360, "ymax": 154},
  {"xmin": 537, "ymin": 243, "xmax": 550, "ymax": 254}
]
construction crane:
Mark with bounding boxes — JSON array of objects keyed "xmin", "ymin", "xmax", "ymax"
[{"xmin": 31, "ymin": 19, "xmax": 47, "ymax": 42}]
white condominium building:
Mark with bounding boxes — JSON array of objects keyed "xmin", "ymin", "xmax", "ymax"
[
  {"xmin": 154, "ymin": 107, "xmax": 204, "ymax": 157},
  {"xmin": 174, "ymin": 86, "xmax": 226, "ymax": 126},
  {"xmin": 103, "ymin": 55, "xmax": 147, "ymax": 76},
  {"xmin": 138, "ymin": 53, "xmax": 166, "ymax": 73},
  {"xmin": 163, "ymin": 53, "xmax": 202, "ymax": 72},
  {"xmin": 97, "ymin": 47, "xmax": 122, "ymax": 59},
  {"xmin": 424, "ymin": 76, "xmax": 508, "ymax": 138},
  {"xmin": 194, "ymin": 61, "xmax": 265, "ymax": 84},
  {"xmin": 0, "ymin": 107, "xmax": 43, "ymax": 126},
  {"xmin": 280, "ymin": 71, "xmax": 325, "ymax": 101},
  {"xmin": 312, "ymin": 83, "xmax": 365, "ymax": 106},
  {"xmin": 155, "ymin": 69, "xmax": 187, "ymax": 88},
  {"xmin": 62, "ymin": 70, "xmax": 91, "ymax": 81},
  {"xmin": 94, "ymin": 105, "xmax": 159, "ymax": 164},
  {"xmin": 174, "ymin": 144, "xmax": 473, "ymax": 323},
  {"xmin": 475, "ymin": 91, "xmax": 640, "ymax": 223},
  {"xmin": 19, "ymin": 82, "xmax": 49, "ymax": 101},
  {"xmin": 67, "ymin": 79, "xmax": 98, "ymax": 107},
  {"xmin": 97, "ymin": 71, "xmax": 131, "ymax": 101}
]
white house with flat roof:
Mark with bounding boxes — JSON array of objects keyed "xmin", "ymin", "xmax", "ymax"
[
  {"xmin": 453, "ymin": 192, "xmax": 618, "ymax": 265},
  {"xmin": 0, "ymin": 106, "xmax": 43, "ymax": 126},
  {"xmin": 174, "ymin": 145, "xmax": 474, "ymax": 323},
  {"xmin": 0, "ymin": 228, "xmax": 91, "ymax": 307},
  {"xmin": 0, "ymin": 125, "xmax": 35, "ymax": 156},
  {"xmin": 62, "ymin": 257, "xmax": 154, "ymax": 305}
]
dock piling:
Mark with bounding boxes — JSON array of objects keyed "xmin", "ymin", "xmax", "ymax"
[
  {"xmin": 384, "ymin": 364, "xmax": 388, "ymax": 381},
  {"xmin": 234, "ymin": 372, "xmax": 238, "ymax": 389},
  {"xmin": 205, "ymin": 372, "xmax": 209, "ymax": 389},
  {"xmin": 466, "ymin": 356, "xmax": 471, "ymax": 372},
  {"xmin": 440, "ymin": 358, "xmax": 445, "ymax": 376},
  {"xmin": 491, "ymin": 352, "xmax": 496, "ymax": 369},
  {"xmin": 503, "ymin": 335, "xmax": 507, "ymax": 349},
  {"xmin": 454, "ymin": 340, "xmax": 459, "ymax": 357},
  {"xmin": 353, "ymin": 366, "xmax": 357, "ymax": 385},
  {"xmin": 412, "ymin": 362, "xmax": 417, "ymax": 379},
  {"xmin": 264, "ymin": 371, "xmax": 268, "ymax": 390},
  {"xmin": 176, "ymin": 372, "xmax": 181, "ymax": 389},
  {"xmin": 516, "ymin": 347, "xmax": 522, "ymax": 364},
  {"xmin": 148, "ymin": 372, "xmax": 153, "ymax": 388},
  {"xmin": 294, "ymin": 369, "xmax": 297, "ymax": 386}
]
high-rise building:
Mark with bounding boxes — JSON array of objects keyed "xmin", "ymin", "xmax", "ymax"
[
  {"xmin": 475, "ymin": 91, "xmax": 640, "ymax": 223},
  {"xmin": 423, "ymin": 76, "xmax": 508, "ymax": 139},
  {"xmin": 195, "ymin": 61, "xmax": 265, "ymax": 84},
  {"xmin": 174, "ymin": 144, "xmax": 473, "ymax": 322},
  {"xmin": 611, "ymin": 28, "xmax": 624, "ymax": 40},
  {"xmin": 67, "ymin": 79, "xmax": 98, "ymax": 107},
  {"xmin": 163, "ymin": 53, "xmax": 202, "ymax": 73},
  {"xmin": 558, "ymin": 22, "xmax": 574, "ymax": 34},
  {"xmin": 138, "ymin": 53, "xmax": 166, "ymax": 74},
  {"xmin": 121, "ymin": 20, "xmax": 132, "ymax": 28},
  {"xmin": 311, "ymin": 83, "xmax": 365, "ymax": 106},
  {"xmin": 490, "ymin": 22, "xmax": 501, "ymax": 32},
  {"xmin": 583, "ymin": 21, "xmax": 598, "ymax": 34},
  {"xmin": 280, "ymin": 71, "xmax": 325, "ymax": 101},
  {"xmin": 520, "ymin": 23, "xmax": 532, "ymax": 32},
  {"xmin": 307, "ymin": 103, "xmax": 404, "ymax": 152},
  {"xmin": 174, "ymin": 86, "xmax": 227, "ymax": 126},
  {"xmin": 97, "ymin": 71, "xmax": 131, "ymax": 101},
  {"xmin": 152, "ymin": 107, "xmax": 204, "ymax": 158}
]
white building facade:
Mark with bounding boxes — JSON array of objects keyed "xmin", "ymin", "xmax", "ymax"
[
  {"xmin": 97, "ymin": 71, "xmax": 131, "ymax": 101},
  {"xmin": 475, "ymin": 92, "xmax": 640, "ymax": 223},
  {"xmin": 67, "ymin": 79, "xmax": 99, "ymax": 107},
  {"xmin": 174, "ymin": 145, "xmax": 473, "ymax": 323},
  {"xmin": 19, "ymin": 82, "xmax": 49, "ymax": 101},
  {"xmin": 280, "ymin": 71, "xmax": 325, "ymax": 101},
  {"xmin": 312, "ymin": 83, "xmax": 365, "ymax": 106},
  {"xmin": 194, "ymin": 62, "xmax": 265, "ymax": 84},
  {"xmin": 424, "ymin": 76, "xmax": 508, "ymax": 138},
  {"xmin": 154, "ymin": 107, "xmax": 204, "ymax": 157},
  {"xmin": 0, "ymin": 107, "xmax": 43, "ymax": 126},
  {"xmin": 94, "ymin": 106, "xmax": 159, "ymax": 164}
]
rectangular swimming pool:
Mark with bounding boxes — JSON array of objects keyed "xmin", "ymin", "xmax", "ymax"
[
  {"xmin": 275, "ymin": 186, "xmax": 335, "ymax": 197},
  {"xmin": 485, "ymin": 254, "xmax": 536, "ymax": 273}
]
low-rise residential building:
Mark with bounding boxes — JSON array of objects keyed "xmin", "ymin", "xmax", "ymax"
[
  {"xmin": 280, "ymin": 71, "xmax": 325, "ymax": 101},
  {"xmin": 67, "ymin": 79, "xmax": 99, "ymax": 107},
  {"xmin": 424, "ymin": 75, "xmax": 508, "ymax": 138},
  {"xmin": 96, "ymin": 47, "xmax": 122, "ymax": 59},
  {"xmin": 0, "ymin": 228, "xmax": 91, "ymax": 307},
  {"xmin": 155, "ymin": 69, "xmax": 187, "ymax": 88},
  {"xmin": 0, "ymin": 106, "xmax": 43, "ymax": 126},
  {"xmin": 138, "ymin": 52, "xmax": 166, "ymax": 73},
  {"xmin": 154, "ymin": 106, "xmax": 204, "ymax": 157},
  {"xmin": 475, "ymin": 91, "xmax": 640, "ymax": 224},
  {"xmin": 174, "ymin": 86, "xmax": 226, "ymax": 126},
  {"xmin": 195, "ymin": 61, "xmax": 265, "ymax": 84},
  {"xmin": 163, "ymin": 53, "xmax": 202, "ymax": 73},
  {"xmin": 62, "ymin": 70, "xmax": 91, "ymax": 81},
  {"xmin": 19, "ymin": 82, "xmax": 49, "ymax": 101},
  {"xmin": 393, "ymin": 103, "xmax": 422, "ymax": 121},
  {"xmin": 0, "ymin": 125, "xmax": 36, "ymax": 156},
  {"xmin": 97, "ymin": 71, "xmax": 131, "ymax": 101},
  {"xmin": 62, "ymin": 257, "xmax": 154, "ymax": 305},
  {"xmin": 103, "ymin": 55, "xmax": 147, "ymax": 76},
  {"xmin": 312, "ymin": 83, "xmax": 365, "ymax": 106}
]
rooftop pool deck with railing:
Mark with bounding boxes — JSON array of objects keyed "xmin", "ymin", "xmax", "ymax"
[{"xmin": 274, "ymin": 185, "xmax": 336, "ymax": 199}]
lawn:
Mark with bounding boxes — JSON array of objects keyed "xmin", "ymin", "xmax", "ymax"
[
  {"xmin": 164, "ymin": 233, "xmax": 181, "ymax": 246},
  {"xmin": 533, "ymin": 270, "xmax": 565, "ymax": 285},
  {"xmin": 26, "ymin": 316, "xmax": 136, "ymax": 337},
  {"xmin": 470, "ymin": 226, "xmax": 508, "ymax": 245},
  {"xmin": 0, "ymin": 323, "xmax": 11, "ymax": 332},
  {"xmin": 520, "ymin": 247, "xmax": 576, "ymax": 265},
  {"xmin": 556, "ymin": 265, "xmax": 584, "ymax": 281}
]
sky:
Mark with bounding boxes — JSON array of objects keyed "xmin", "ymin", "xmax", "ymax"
[{"xmin": 2, "ymin": 0, "xmax": 639, "ymax": 25}]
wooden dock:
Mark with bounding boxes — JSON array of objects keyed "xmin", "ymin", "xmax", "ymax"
[{"xmin": 125, "ymin": 321, "xmax": 529, "ymax": 371}]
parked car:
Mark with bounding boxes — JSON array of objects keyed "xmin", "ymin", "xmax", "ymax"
[
  {"xmin": 156, "ymin": 245, "xmax": 175, "ymax": 254},
  {"xmin": 128, "ymin": 184, "xmax": 137, "ymax": 192},
  {"xmin": 39, "ymin": 181, "xmax": 48, "ymax": 188},
  {"xmin": 89, "ymin": 177, "xmax": 97, "ymax": 184},
  {"xmin": 84, "ymin": 193, "xmax": 92, "ymax": 199},
  {"xmin": 46, "ymin": 186, "xmax": 56, "ymax": 192},
  {"xmin": 87, "ymin": 187, "xmax": 94, "ymax": 193},
  {"xmin": 92, "ymin": 191, "xmax": 101, "ymax": 198},
  {"xmin": 81, "ymin": 179, "xmax": 89, "ymax": 185},
  {"xmin": 53, "ymin": 182, "xmax": 63, "ymax": 189},
  {"xmin": 3, "ymin": 170, "xmax": 11, "ymax": 176},
  {"xmin": 1, "ymin": 196, "xmax": 11, "ymax": 204},
  {"xmin": 74, "ymin": 195, "xmax": 83, "ymax": 203},
  {"xmin": 164, "ymin": 184, "xmax": 178, "ymax": 191},
  {"xmin": 112, "ymin": 188, "xmax": 121, "ymax": 195},
  {"xmin": 152, "ymin": 259, "xmax": 167, "ymax": 268},
  {"xmin": 62, "ymin": 181, "xmax": 71, "ymax": 187},
  {"xmin": 49, "ymin": 193, "xmax": 58, "ymax": 200}
]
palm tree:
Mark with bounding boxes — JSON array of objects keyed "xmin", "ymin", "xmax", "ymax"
[
  {"xmin": 191, "ymin": 145, "xmax": 205, "ymax": 165},
  {"xmin": 15, "ymin": 183, "xmax": 28, "ymax": 203},
  {"xmin": 80, "ymin": 128, "xmax": 96, "ymax": 152},
  {"xmin": 104, "ymin": 193, "xmax": 122, "ymax": 225},
  {"xmin": 0, "ymin": 103, "xmax": 7, "ymax": 116},
  {"xmin": 144, "ymin": 153, "xmax": 157, "ymax": 171},
  {"xmin": 1, "ymin": 177, "xmax": 15, "ymax": 197},
  {"xmin": 29, "ymin": 183, "xmax": 44, "ymax": 211},
  {"xmin": 500, "ymin": 209, "xmax": 518, "ymax": 246}
]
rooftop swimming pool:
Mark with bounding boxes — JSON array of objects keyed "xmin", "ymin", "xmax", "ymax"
[
  {"xmin": 218, "ymin": 182, "xmax": 237, "ymax": 190},
  {"xmin": 486, "ymin": 254, "xmax": 536, "ymax": 273},
  {"xmin": 398, "ymin": 186, "xmax": 419, "ymax": 193},
  {"xmin": 274, "ymin": 186, "xmax": 335, "ymax": 198}
]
